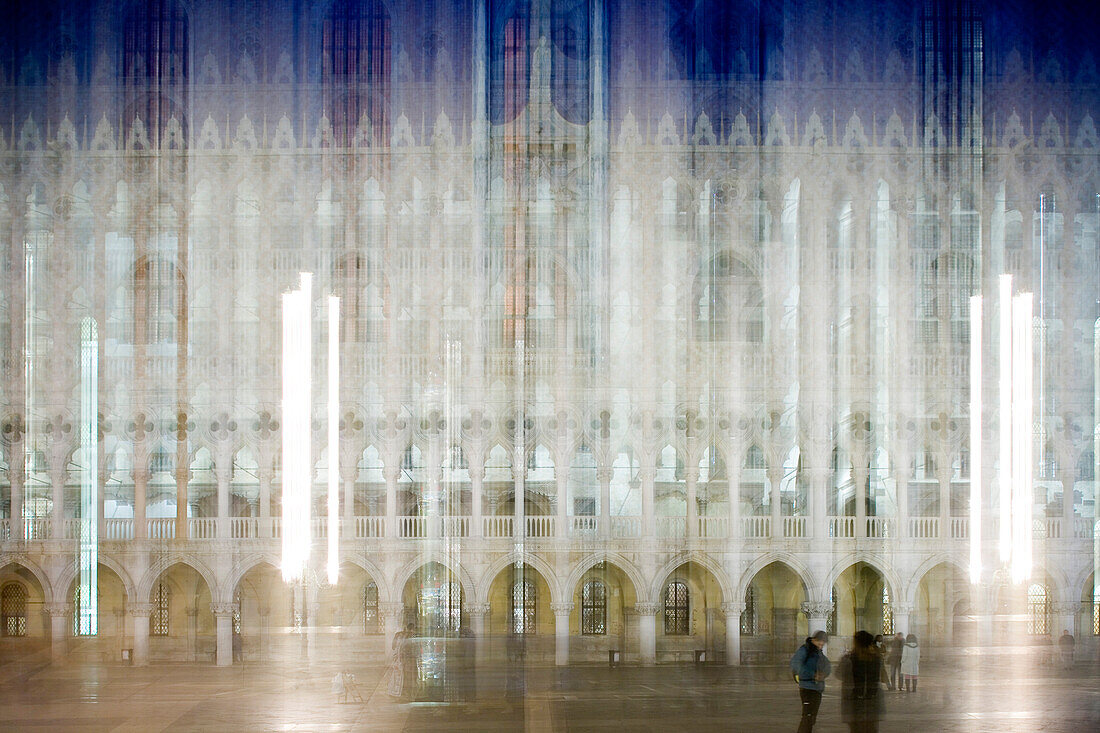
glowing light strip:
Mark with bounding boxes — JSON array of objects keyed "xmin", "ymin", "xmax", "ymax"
[
  {"xmin": 281, "ymin": 274, "xmax": 312, "ymax": 583},
  {"xmin": 327, "ymin": 295, "xmax": 340, "ymax": 585},
  {"xmin": 998, "ymin": 275, "xmax": 1013, "ymax": 562},
  {"xmin": 969, "ymin": 296, "xmax": 982, "ymax": 583},
  {"xmin": 1010, "ymin": 293, "xmax": 1033, "ymax": 584},
  {"xmin": 78, "ymin": 317, "xmax": 98, "ymax": 635},
  {"xmin": 1093, "ymin": 317, "xmax": 1099, "ymax": 618}
]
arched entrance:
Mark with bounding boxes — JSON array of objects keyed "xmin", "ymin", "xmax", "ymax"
[
  {"xmin": 655, "ymin": 561, "xmax": 724, "ymax": 663},
  {"xmin": 65, "ymin": 563, "xmax": 128, "ymax": 663},
  {"xmin": 232, "ymin": 562, "xmax": 294, "ymax": 663},
  {"xmin": 147, "ymin": 563, "xmax": 214, "ymax": 662},
  {"xmin": 832, "ymin": 562, "xmax": 891, "ymax": 638},
  {"xmin": 0, "ymin": 562, "xmax": 48, "ymax": 660},
  {"xmin": 740, "ymin": 562, "xmax": 807, "ymax": 662},
  {"xmin": 568, "ymin": 561, "xmax": 638, "ymax": 663},
  {"xmin": 914, "ymin": 562, "xmax": 972, "ymax": 647},
  {"xmin": 485, "ymin": 562, "xmax": 553, "ymax": 660}
]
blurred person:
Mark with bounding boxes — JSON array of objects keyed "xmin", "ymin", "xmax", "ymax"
[
  {"xmin": 331, "ymin": 670, "xmax": 347, "ymax": 703},
  {"xmin": 839, "ymin": 630, "xmax": 885, "ymax": 733},
  {"xmin": 790, "ymin": 630, "xmax": 832, "ymax": 733},
  {"xmin": 885, "ymin": 632, "xmax": 904, "ymax": 690},
  {"xmin": 388, "ymin": 622, "xmax": 417, "ymax": 699},
  {"xmin": 1058, "ymin": 629, "xmax": 1075, "ymax": 669},
  {"xmin": 900, "ymin": 633, "xmax": 920, "ymax": 692}
]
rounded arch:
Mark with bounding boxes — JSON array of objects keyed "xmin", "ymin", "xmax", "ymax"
[
  {"xmin": 393, "ymin": 552, "xmax": 477, "ymax": 606},
  {"xmin": 477, "ymin": 551, "xmax": 561, "ymax": 606},
  {"xmin": 137, "ymin": 553, "xmax": 218, "ymax": 604},
  {"xmin": 823, "ymin": 554, "xmax": 902, "ymax": 605},
  {"xmin": 54, "ymin": 554, "xmax": 136, "ymax": 604},
  {"xmin": 648, "ymin": 551, "xmax": 732, "ymax": 605},
  {"xmin": 1, "ymin": 555, "xmax": 54, "ymax": 605},
  {"xmin": 335, "ymin": 554, "xmax": 391, "ymax": 603},
  {"xmin": 736, "ymin": 553, "xmax": 815, "ymax": 602},
  {"xmin": 563, "ymin": 552, "xmax": 646, "ymax": 604}
]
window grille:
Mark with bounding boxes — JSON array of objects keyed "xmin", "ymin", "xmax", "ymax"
[
  {"xmin": 73, "ymin": 585, "xmax": 94, "ymax": 636},
  {"xmin": 664, "ymin": 581, "xmax": 690, "ymax": 636},
  {"xmin": 363, "ymin": 582, "xmax": 378, "ymax": 633},
  {"xmin": 827, "ymin": 587, "xmax": 837, "ymax": 635},
  {"xmin": 418, "ymin": 581, "xmax": 461, "ymax": 633},
  {"xmin": 1, "ymin": 583, "xmax": 27, "ymax": 637},
  {"xmin": 512, "ymin": 579, "xmax": 536, "ymax": 634},
  {"xmin": 741, "ymin": 585, "xmax": 756, "ymax": 635},
  {"xmin": 232, "ymin": 592, "xmax": 241, "ymax": 635},
  {"xmin": 1027, "ymin": 584, "xmax": 1051, "ymax": 635},
  {"xmin": 581, "ymin": 580, "xmax": 606, "ymax": 635},
  {"xmin": 882, "ymin": 586, "xmax": 894, "ymax": 635},
  {"xmin": 152, "ymin": 582, "xmax": 170, "ymax": 636}
]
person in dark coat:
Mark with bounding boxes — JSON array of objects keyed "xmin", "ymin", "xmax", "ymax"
[
  {"xmin": 885, "ymin": 632, "xmax": 904, "ymax": 690},
  {"xmin": 790, "ymin": 630, "xmax": 832, "ymax": 733},
  {"xmin": 840, "ymin": 630, "xmax": 885, "ymax": 733}
]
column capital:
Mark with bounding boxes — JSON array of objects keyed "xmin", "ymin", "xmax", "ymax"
[
  {"xmin": 721, "ymin": 601, "xmax": 747, "ymax": 616},
  {"xmin": 379, "ymin": 602, "xmax": 404, "ymax": 620},
  {"xmin": 127, "ymin": 603, "xmax": 156, "ymax": 617},
  {"xmin": 1051, "ymin": 602, "xmax": 1082, "ymax": 615},
  {"xmin": 44, "ymin": 604, "xmax": 71, "ymax": 618},
  {"xmin": 890, "ymin": 603, "xmax": 914, "ymax": 616},
  {"xmin": 633, "ymin": 602, "xmax": 660, "ymax": 616},
  {"xmin": 210, "ymin": 602, "xmax": 239, "ymax": 617},
  {"xmin": 550, "ymin": 602, "xmax": 574, "ymax": 616},
  {"xmin": 466, "ymin": 603, "xmax": 491, "ymax": 617},
  {"xmin": 800, "ymin": 601, "xmax": 834, "ymax": 617},
  {"xmin": 595, "ymin": 467, "xmax": 613, "ymax": 483}
]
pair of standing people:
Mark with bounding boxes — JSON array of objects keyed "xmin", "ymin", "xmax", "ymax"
[
  {"xmin": 884, "ymin": 632, "xmax": 920, "ymax": 691},
  {"xmin": 790, "ymin": 630, "xmax": 896, "ymax": 732}
]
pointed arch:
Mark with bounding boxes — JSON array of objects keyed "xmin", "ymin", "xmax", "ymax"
[
  {"xmin": 648, "ymin": 551, "xmax": 732, "ymax": 605},
  {"xmin": 137, "ymin": 554, "xmax": 219, "ymax": 604},
  {"xmin": 564, "ymin": 552, "xmax": 647, "ymax": 604},
  {"xmin": 477, "ymin": 551, "xmax": 561, "ymax": 606}
]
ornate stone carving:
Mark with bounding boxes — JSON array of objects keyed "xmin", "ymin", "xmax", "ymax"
[
  {"xmin": 210, "ymin": 603, "xmax": 239, "ymax": 617},
  {"xmin": 800, "ymin": 601, "xmax": 834, "ymax": 617},
  {"xmin": 721, "ymin": 602, "xmax": 747, "ymax": 616},
  {"xmin": 126, "ymin": 603, "xmax": 156, "ymax": 617},
  {"xmin": 44, "ymin": 604, "xmax": 71, "ymax": 618},
  {"xmin": 633, "ymin": 603, "xmax": 660, "ymax": 616},
  {"xmin": 465, "ymin": 603, "xmax": 491, "ymax": 618},
  {"xmin": 550, "ymin": 603, "xmax": 575, "ymax": 616}
]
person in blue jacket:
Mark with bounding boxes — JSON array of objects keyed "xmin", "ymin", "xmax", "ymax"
[{"xmin": 790, "ymin": 630, "xmax": 832, "ymax": 733}]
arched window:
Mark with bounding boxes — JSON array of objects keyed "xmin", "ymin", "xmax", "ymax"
[
  {"xmin": 882, "ymin": 586, "xmax": 894, "ymax": 635},
  {"xmin": 490, "ymin": 0, "xmax": 530, "ymax": 124},
  {"xmin": 827, "ymin": 587, "xmax": 837, "ymax": 635},
  {"xmin": 740, "ymin": 585, "xmax": 756, "ymax": 635},
  {"xmin": 512, "ymin": 579, "xmax": 536, "ymax": 634},
  {"xmin": 133, "ymin": 258, "xmax": 181, "ymax": 345},
  {"xmin": 232, "ymin": 592, "xmax": 241, "ymax": 635},
  {"xmin": 152, "ymin": 582, "xmax": 170, "ymax": 636},
  {"xmin": 363, "ymin": 582, "xmax": 379, "ymax": 633},
  {"xmin": 73, "ymin": 585, "xmax": 95, "ymax": 636},
  {"xmin": 323, "ymin": 0, "xmax": 392, "ymax": 144},
  {"xmin": 663, "ymin": 580, "xmax": 689, "ymax": 635},
  {"xmin": 1027, "ymin": 583, "xmax": 1051, "ymax": 635},
  {"xmin": 1, "ymin": 583, "xmax": 27, "ymax": 637},
  {"xmin": 581, "ymin": 579, "xmax": 606, "ymax": 635}
]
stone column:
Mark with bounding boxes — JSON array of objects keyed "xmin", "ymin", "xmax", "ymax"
[
  {"xmin": 852, "ymin": 465, "xmax": 868, "ymax": 538},
  {"xmin": 211, "ymin": 603, "xmax": 237, "ymax": 666},
  {"xmin": 383, "ymin": 465, "xmax": 399, "ymax": 538},
  {"xmin": 10, "ymin": 471, "xmax": 23, "ymax": 542},
  {"xmin": 891, "ymin": 603, "xmax": 913, "ymax": 637},
  {"xmin": 132, "ymin": 468, "xmax": 149, "ymax": 540},
  {"xmin": 810, "ymin": 468, "xmax": 829, "ymax": 540},
  {"xmin": 380, "ymin": 602, "xmax": 404, "ymax": 654},
  {"xmin": 128, "ymin": 603, "xmax": 155, "ymax": 666},
  {"xmin": 597, "ymin": 467, "xmax": 612, "ymax": 538},
  {"xmin": 1053, "ymin": 602, "xmax": 1081, "ymax": 639},
  {"xmin": 767, "ymin": 466, "xmax": 784, "ymax": 538},
  {"xmin": 469, "ymin": 465, "xmax": 484, "ymax": 538},
  {"xmin": 215, "ymin": 464, "xmax": 232, "ymax": 539},
  {"xmin": 46, "ymin": 604, "xmax": 69, "ymax": 663},
  {"xmin": 639, "ymin": 467, "xmax": 656, "ymax": 538},
  {"xmin": 635, "ymin": 603, "xmax": 659, "ymax": 666},
  {"xmin": 894, "ymin": 469, "xmax": 909, "ymax": 539},
  {"xmin": 467, "ymin": 603, "xmax": 490, "ymax": 662},
  {"xmin": 936, "ymin": 466, "xmax": 952, "ymax": 538},
  {"xmin": 556, "ymin": 470, "xmax": 569, "ymax": 538},
  {"xmin": 685, "ymin": 466, "xmax": 699, "ymax": 539},
  {"xmin": 723, "ymin": 602, "xmax": 745, "ymax": 665},
  {"xmin": 258, "ymin": 456, "xmax": 272, "ymax": 538},
  {"xmin": 802, "ymin": 601, "xmax": 833, "ymax": 638},
  {"xmin": 552, "ymin": 602, "xmax": 574, "ymax": 666},
  {"xmin": 50, "ymin": 466, "xmax": 66, "ymax": 540}
]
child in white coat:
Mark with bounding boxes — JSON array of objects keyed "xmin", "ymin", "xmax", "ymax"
[{"xmin": 900, "ymin": 633, "xmax": 920, "ymax": 692}]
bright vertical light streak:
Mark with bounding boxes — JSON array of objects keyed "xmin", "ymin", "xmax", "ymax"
[
  {"xmin": 327, "ymin": 295, "xmax": 340, "ymax": 585},
  {"xmin": 1011, "ymin": 293, "xmax": 1033, "ymax": 584},
  {"xmin": 998, "ymin": 275, "xmax": 1012, "ymax": 562},
  {"xmin": 281, "ymin": 274, "xmax": 312, "ymax": 582},
  {"xmin": 969, "ymin": 296, "xmax": 982, "ymax": 583},
  {"xmin": 78, "ymin": 317, "xmax": 98, "ymax": 635},
  {"xmin": 1093, "ymin": 317, "xmax": 1099, "ymax": 619}
]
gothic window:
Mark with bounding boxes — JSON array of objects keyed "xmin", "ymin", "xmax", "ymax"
[
  {"xmin": 1, "ymin": 583, "xmax": 27, "ymax": 637},
  {"xmin": 663, "ymin": 581, "xmax": 689, "ymax": 635},
  {"xmin": 232, "ymin": 592, "xmax": 241, "ymax": 635},
  {"xmin": 323, "ymin": 0, "xmax": 392, "ymax": 144},
  {"xmin": 333, "ymin": 253, "xmax": 375, "ymax": 343},
  {"xmin": 512, "ymin": 579, "xmax": 536, "ymax": 634},
  {"xmin": 152, "ymin": 582, "xmax": 170, "ymax": 636},
  {"xmin": 1027, "ymin": 583, "xmax": 1051, "ymax": 635},
  {"xmin": 363, "ymin": 582, "xmax": 379, "ymax": 633},
  {"xmin": 1078, "ymin": 451, "xmax": 1095, "ymax": 481},
  {"xmin": 882, "ymin": 586, "xmax": 894, "ymax": 635},
  {"xmin": 1093, "ymin": 587, "xmax": 1099, "ymax": 636},
  {"xmin": 695, "ymin": 252, "xmax": 763, "ymax": 343},
  {"xmin": 490, "ymin": 0, "xmax": 530, "ymax": 124},
  {"xmin": 827, "ymin": 587, "xmax": 837, "ymax": 635},
  {"xmin": 581, "ymin": 579, "xmax": 606, "ymax": 635},
  {"xmin": 740, "ymin": 585, "xmax": 756, "ymax": 635},
  {"xmin": 132, "ymin": 257, "xmax": 181, "ymax": 345},
  {"xmin": 419, "ymin": 581, "xmax": 461, "ymax": 633},
  {"xmin": 73, "ymin": 585, "xmax": 95, "ymax": 636}
]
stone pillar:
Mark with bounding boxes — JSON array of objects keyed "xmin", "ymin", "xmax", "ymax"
[
  {"xmin": 552, "ymin": 602, "xmax": 573, "ymax": 666},
  {"xmin": 891, "ymin": 603, "xmax": 913, "ymax": 637},
  {"xmin": 470, "ymin": 465, "xmax": 484, "ymax": 538},
  {"xmin": 556, "ymin": 471, "xmax": 569, "ymax": 538},
  {"xmin": 132, "ymin": 468, "xmax": 149, "ymax": 540},
  {"xmin": 380, "ymin": 602, "xmax": 404, "ymax": 654},
  {"xmin": 723, "ymin": 602, "xmax": 745, "ymax": 665},
  {"xmin": 768, "ymin": 466, "xmax": 784, "ymax": 538},
  {"xmin": 894, "ymin": 469, "xmax": 909, "ymax": 539},
  {"xmin": 128, "ymin": 603, "xmax": 155, "ymax": 666},
  {"xmin": 46, "ymin": 604, "xmax": 69, "ymax": 663},
  {"xmin": 852, "ymin": 466, "xmax": 868, "ymax": 538},
  {"xmin": 597, "ymin": 467, "xmax": 612, "ymax": 538},
  {"xmin": 258, "ymin": 460, "xmax": 272, "ymax": 538},
  {"xmin": 810, "ymin": 468, "xmax": 829, "ymax": 540},
  {"xmin": 635, "ymin": 603, "xmax": 659, "ymax": 666},
  {"xmin": 467, "ymin": 603, "xmax": 490, "ymax": 662},
  {"xmin": 1053, "ymin": 602, "xmax": 1081, "ymax": 639},
  {"xmin": 513, "ymin": 463, "xmax": 526, "ymax": 539},
  {"xmin": 685, "ymin": 466, "xmax": 699, "ymax": 539},
  {"xmin": 215, "ymin": 465, "xmax": 231, "ymax": 539},
  {"xmin": 936, "ymin": 467, "xmax": 952, "ymax": 537},
  {"xmin": 10, "ymin": 472, "xmax": 23, "ymax": 542},
  {"xmin": 212, "ymin": 603, "xmax": 237, "ymax": 666},
  {"xmin": 50, "ymin": 466, "xmax": 66, "ymax": 540},
  {"xmin": 383, "ymin": 466, "xmax": 399, "ymax": 538},
  {"xmin": 802, "ymin": 601, "xmax": 833, "ymax": 638},
  {"xmin": 640, "ymin": 467, "xmax": 656, "ymax": 538},
  {"xmin": 341, "ymin": 462, "xmax": 357, "ymax": 522}
]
